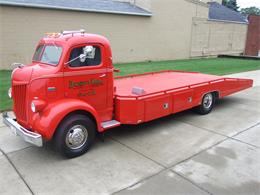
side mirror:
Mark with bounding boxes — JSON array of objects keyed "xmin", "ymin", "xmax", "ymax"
[{"xmin": 83, "ymin": 46, "xmax": 94, "ymax": 55}]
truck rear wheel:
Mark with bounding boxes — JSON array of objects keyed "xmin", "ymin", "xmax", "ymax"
[
  {"xmin": 54, "ymin": 114, "xmax": 96, "ymax": 158},
  {"xmin": 196, "ymin": 92, "xmax": 215, "ymax": 115}
]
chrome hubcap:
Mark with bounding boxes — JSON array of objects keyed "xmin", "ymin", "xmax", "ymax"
[
  {"xmin": 65, "ymin": 125, "xmax": 88, "ymax": 149},
  {"xmin": 203, "ymin": 94, "xmax": 213, "ymax": 109}
]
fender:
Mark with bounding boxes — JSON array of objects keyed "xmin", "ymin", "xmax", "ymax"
[{"xmin": 32, "ymin": 98, "xmax": 102, "ymax": 140}]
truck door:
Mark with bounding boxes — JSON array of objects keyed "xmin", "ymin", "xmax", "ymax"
[{"xmin": 63, "ymin": 44, "xmax": 109, "ymax": 120}]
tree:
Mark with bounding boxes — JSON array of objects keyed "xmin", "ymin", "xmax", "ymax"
[
  {"xmin": 240, "ymin": 7, "xmax": 260, "ymax": 16},
  {"xmin": 222, "ymin": 0, "xmax": 239, "ymax": 11}
]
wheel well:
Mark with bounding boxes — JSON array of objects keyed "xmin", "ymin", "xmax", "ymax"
[
  {"xmin": 68, "ymin": 110, "xmax": 97, "ymax": 126},
  {"xmin": 200, "ymin": 91, "xmax": 219, "ymax": 105},
  {"xmin": 53, "ymin": 110, "xmax": 98, "ymax": 139}
]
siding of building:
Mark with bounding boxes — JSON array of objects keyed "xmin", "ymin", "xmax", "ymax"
[
  {"xmin": 0, "ymin": 0, "xmax": 248, "ymax": 69},
  {"xmin": 0, "ymin": 0, "xmax": 208, "ymax": 69},
  {"xmin": 191, "ymin": 18, "xmax": 248, "ymax": 57}
]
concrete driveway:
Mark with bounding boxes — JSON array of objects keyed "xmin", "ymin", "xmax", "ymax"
[{"xmin": 1, "ymin": 70, "xmax": 260, "ymax": 195}]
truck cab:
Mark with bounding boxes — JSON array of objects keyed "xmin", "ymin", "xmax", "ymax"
[{"xmin": 5, "ymin": 30, "xmax": 116, "ymax": 157}]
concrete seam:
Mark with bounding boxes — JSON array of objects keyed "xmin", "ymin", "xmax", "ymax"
[
  {"xmin": 169, "ymin": 121, "xmax": 260, "ymax": 168},
  {"xmin": 0, "ymin": 148, "xmax": 34, "ymax": 195},
  {"xmin": 108, "ymin": 136, "xmax": 167, "ymax": 195},
  {"xmin": 170, "ymin": 170, "xmax": 212, "ymax": 195},
  {"xmin": 108, "ymin": 135, "xmax": 166, "ymax": 168},
  {"xmin": 228, "ymin": 137, "xmax": 260, "ymax": 149},
  {"xmin": 111, "ymin": 168, "xmax": 166, "ymax": 195},
  {"xmin": 108, "ymin": 136, "xmax": 212, "ymax": 195},
  {"xmin": 5, "ymin": 145, "xmax": 33, "ymax": 155},
  {"xmin": 175, "ymin": 119, "xmax": 230, "ymax": 138},
  {"xmin": 167, "ymin": 122, "xmax": 260, "ymax": 195},
  {"xmin": 171, "ymin": 137, "xmax": 229, "ymax": 168},
  {"xmin": 108, "ymin": 116, "xmax": 259, "ymax": 195},
  {"xmin": 231, "ymin": 121, "xmax": 260, "ymax": 138},
  {"xmin": 176, "ymin": 119, "xmax": 260, "ymax": 143}
]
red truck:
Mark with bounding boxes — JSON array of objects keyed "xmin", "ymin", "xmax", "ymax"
[{"xmin": 3, "ymin": 30, "xmax": 253, "ymax": 158}]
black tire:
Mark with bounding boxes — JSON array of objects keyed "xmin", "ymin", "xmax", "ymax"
[
  {"xmin": 195, "ymin": 92, "xmax": 215, "ymax": 115},
  {"xmin": 54, "ymin": 114, "xmax": 96, "ymax": 158}
]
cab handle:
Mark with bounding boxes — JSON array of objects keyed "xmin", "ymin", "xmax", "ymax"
[{"xmin": 99, "ymin": 74, "xmax": 106, "ymax": 78}]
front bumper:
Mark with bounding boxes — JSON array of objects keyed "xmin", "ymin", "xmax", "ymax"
[{"xmin": 2, "ymin": 112, "xmax": 43, "ymax": 147}]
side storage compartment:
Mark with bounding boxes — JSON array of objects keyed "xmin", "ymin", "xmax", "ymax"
[
  {"xmin": 144, "ymin": 94, "xmax": 172, "ymax": 122},
  {"xmin": 115, "ymin": 97, "xmax": 145, "ymax": 124},
  {"xmin": 172, "ymin": 89, "xmax": 194, "ymax": 113}
]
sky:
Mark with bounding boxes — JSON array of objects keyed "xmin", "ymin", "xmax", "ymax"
[{"xmin": 237, "ymin": 0, "xmax": 260, "ymax": 9}]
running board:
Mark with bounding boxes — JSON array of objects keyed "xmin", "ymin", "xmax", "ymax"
[{"xmin": 101, "ymin": 120, "xmax": 121, "ymax": 129}]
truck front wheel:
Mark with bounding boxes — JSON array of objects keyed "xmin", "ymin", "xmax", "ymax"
[
  {"xmin": 196, "ymin": 92, "xmax": 215, "ymax": 115},
  {"xmin": 54, "ymin": 114, "xmax": 96, "ymax": 158}
]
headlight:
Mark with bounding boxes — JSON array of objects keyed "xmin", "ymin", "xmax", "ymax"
[
  {"xmin": 31, "ymin": 99, "xmax": 47, "ymax": 113},
  {"xmin": 31, "ymin": 102, "xmax": 36, "ymax": 113},
  {"xmin": 8, "ymin": 88, "xmax": 12, "ymax": 98}
]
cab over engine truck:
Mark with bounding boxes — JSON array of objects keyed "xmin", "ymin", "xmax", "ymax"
[{"xmin": 3, "ymin": 30, "xmax": 253, "ymax": 158}]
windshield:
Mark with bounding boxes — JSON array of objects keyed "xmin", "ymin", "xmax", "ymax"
[{"xmin": 33, "ymin": 44, "xmax": 62, "ymax": 65}]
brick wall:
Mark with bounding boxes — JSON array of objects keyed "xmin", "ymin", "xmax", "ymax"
[{"xmin": 245, "ymin": 15, "xmax": 260, "ymax": 56}]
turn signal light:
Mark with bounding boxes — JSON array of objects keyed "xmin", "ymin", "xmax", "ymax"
[{"xmin": 8, "ymin": 88, "xmax": 12, "ymax": 98}]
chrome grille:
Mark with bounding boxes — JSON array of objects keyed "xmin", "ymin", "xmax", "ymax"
[{"xmin": 13, "ymin": 84, "xmax": 27, "ymax": 122}]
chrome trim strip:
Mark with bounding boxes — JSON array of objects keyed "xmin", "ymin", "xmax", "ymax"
[
  {"xmin": 166, "ymin": 87, "xmax": 190, "ymax": 93},
  {"xmin": 2, "ymin": 112, "xmax": 43, "ymax": 147},
  {"xmin": 210, "ymin": 79, "xmax": 224, "ymax": 84},
  {"xmin": 190, "ymin": 83, "xmax": 209, "ymax": 88}
]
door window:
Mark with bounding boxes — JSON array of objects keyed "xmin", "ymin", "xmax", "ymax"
[{"xmin": 69, "ymin": 45, "xmax": 101, "ymax": 67}]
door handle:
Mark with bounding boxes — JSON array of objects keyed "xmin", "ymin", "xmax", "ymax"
[{"xmin": 99, "ymin": 74, "xmax": 106, "ymax": 78}]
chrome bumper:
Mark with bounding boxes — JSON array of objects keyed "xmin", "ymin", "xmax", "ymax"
[{"xmin": 2, "ymin": 112, "xmax": 43, "ymax": 147}]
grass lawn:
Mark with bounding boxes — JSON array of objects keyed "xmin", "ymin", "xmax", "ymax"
[
  {"xmin": 0, "ymin": 70, "xmax": 12, "ymax": 111},
  {"xmin": 114, "ymin": 57, "xmax": 260, "ymax": 76},
  {"xmin": 1, "ymin": 57, "xmax": 260, "ymax": 111}
]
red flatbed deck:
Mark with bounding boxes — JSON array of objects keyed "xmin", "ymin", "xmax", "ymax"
[
  {"xmin": 115, "ymin": 71, "xmax": 223, "ymax": 97},
  {"xmin": 114, "ymin": 70, "xmax": 253, "ymax": 125}
]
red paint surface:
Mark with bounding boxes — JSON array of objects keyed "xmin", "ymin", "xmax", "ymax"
[
  {"xmin": 115, "ymin": 71, "xmax": 223, "ymax": 96},
  {"xmin": 11, "ymin": 33, "xmax": 253, "ymax": 141}
]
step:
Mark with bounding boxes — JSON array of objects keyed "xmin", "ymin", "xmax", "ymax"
[{"xmin": 101, "ymin": 120, "xmax": 121, "ymax": 129}]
